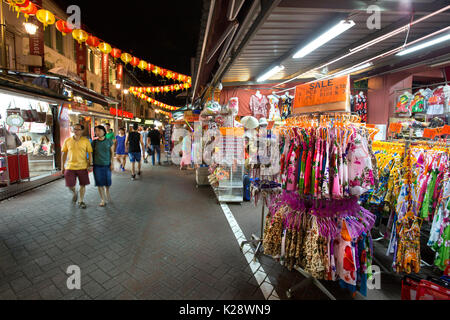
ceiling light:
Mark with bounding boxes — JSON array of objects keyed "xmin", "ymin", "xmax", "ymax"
[
  {"xmin": 322, "ymin": 62, "xmax": 373, "ymax": 80},
  {"xmin": 123, "ymin": 89, "xmax": 129, "ymax": 95},
  {"xmin": 257, "ymin": 65, "xmax": 285, "ymax": 82},
  {"xmin": 24, "ymin": 22, "xmax": 38, "ymax": 35},
  {"xmin": 115, "ymin": 83, "xmax": 121, "ymax": 89},
  {"xmin": 396, "ymin": 33, "xmax": 450, "ymax": 56},
  {"xmin": 293, "ymin": 20, "xmax": 355, "ymax": 59}
]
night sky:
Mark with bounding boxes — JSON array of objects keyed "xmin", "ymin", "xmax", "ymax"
[{"xmin": 54, "ymin": 0, "xmax": 203, "ymax": 105}]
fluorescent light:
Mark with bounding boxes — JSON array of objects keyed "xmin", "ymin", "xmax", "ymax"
[
  {"xmin": 293, "ymin": 20, "xmax": 355, "ymax": 59},
  {"xmin": 257, "ymin": 65, "xmax": 285, "ymax": 82},
  {"xmin": 322, "ymin": 62, "xmax": 373, "ymax": 80},
  {"xmin": 397, "ymin": 33, "xmax": 450, "ymax": 56}
]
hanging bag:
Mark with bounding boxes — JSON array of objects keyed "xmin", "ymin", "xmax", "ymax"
[
  {"xmin": 36, "ymin": 103, "xmax": 47, "ymax": 123},
  {"xmin": 6, "ymin": 101, "xmax": 20, "ymax": 117},
  {"xmin": 29, "ymin": 104, "xmax": 39, "ymax": 122}
]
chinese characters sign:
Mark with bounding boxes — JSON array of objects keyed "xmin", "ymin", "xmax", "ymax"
[{"xmin": 293, "ymin": 75, "xmax": 349, "ymax": 113}]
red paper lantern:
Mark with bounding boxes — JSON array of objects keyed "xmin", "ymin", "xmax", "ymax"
[
  {"xmin": 16, "ymin": 0, "xmax": 30, "ymax": 8},
  {"xmin": 130, "ymin": 57, "xmax": 140, "ymax": 68},
  {"xmin": 55, "ymin": 19, "xmax": 73, "ymax": 36},
  {"xmin": 111, "ymin": 48, "xmax": 121, "ymax": 59},
  {"xmin": 86, "ymin": 35, "xmax": 100, "ymax": 47},
  {"xmin": 20, "ymin": 1, "xmax": 37, "ymax": 21}
]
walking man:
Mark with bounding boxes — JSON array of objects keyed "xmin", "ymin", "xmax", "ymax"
[
  {"xmin": 61, "ymin": 123, "xmax": 93, "ymax": 209},
  {"xmin": 125, "ymin": 123, "xmax": 144, "ymax": 180},
  {"xmin": 147, "ymin": 125, "xmax": 162, "ymax": 166},
  {"xmin": 92, "ymin": 125, "xmax": 115, "ymax": 207}
]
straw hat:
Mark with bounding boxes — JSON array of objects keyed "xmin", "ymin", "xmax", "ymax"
[{"xmin": 240, "ymin": 116, "xmax": 259, "ymax": 129}]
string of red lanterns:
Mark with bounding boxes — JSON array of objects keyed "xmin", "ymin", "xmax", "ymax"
[
  {"xmin": 129, "ymin": 88, "xmax": 180, "ymax": 112},
  {"xmin": 129, "ymin": 82, "xmax": 192, "ymax": 95},
  {"xmin": 9, "ymin": 0, "xmax": 192, "ymax": 85}
]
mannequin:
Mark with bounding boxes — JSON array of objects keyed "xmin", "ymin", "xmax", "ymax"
[{"xmin": 250, "ymin": 90, "xmax": 268, "ymax": 120}]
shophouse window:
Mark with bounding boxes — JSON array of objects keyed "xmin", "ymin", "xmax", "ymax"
[
  {"xmin": 73, "ymin": 40, "xmax": 77, "ymax": 60},
  {"xmin": 55, "ymin": 30, "xmax": 64, "ymax": 55},
  {"xmin": 88, "ymin": 49, "xmax": 94, "ymax": 72},
  {"xmin": 44, "ymin": 26, "xmax": 53, "ymax": 48},
  {"xmin": 90, "ymin": 82, "xmax": 95, "ymax": 91}
]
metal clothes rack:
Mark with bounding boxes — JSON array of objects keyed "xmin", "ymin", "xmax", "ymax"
[{"xmin": 239, "ymin": 193, "xmax": 266, "ymax": 261}]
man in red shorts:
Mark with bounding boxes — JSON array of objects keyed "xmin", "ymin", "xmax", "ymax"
[{"xmin": 61, "ymin": 123, "xmax": 93, "ymax": 209}]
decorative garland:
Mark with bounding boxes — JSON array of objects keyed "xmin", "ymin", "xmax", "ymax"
[
  {"xmin": 130, "ymin": 83, "xmax": 192, "ymax": 94},
  {"xmin": 129, "ymin": 88, "xmax": 178, "ymax": 113},
  {"xmin": 9, "ymin": 0, "xmax": 192, "ymax": 85}
]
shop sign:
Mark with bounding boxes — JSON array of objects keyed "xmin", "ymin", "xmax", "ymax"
[
  {"xmin": 28, "ymin": 0, "xmax": 44, "ymax": 73},
  {"xmin": 76, "ymin": 43, "xmax": 87, "ymax": 86},
  {"xmin": 145, "ymin": 120, "xmax": 154, "ymax": 125},
  {"xmin": 184, "ymin": 114, "xmax": 199, "ymax": 122},
  {"xmin": 389, "ymin": 123, "xmax": 402, "ymax": 134},
  {"xmin": 135, "ymin": 118, "xmax": 142, "ymax": 122},
  {"xmin": 423, "ymin": 128, "xmax": 435, "ymax": 139},
  {"xmin": 109, "ymin": 107, "xmax": 133, "ymax": 119},
  {"xmin": 70, "ymin": 103, "xmax": 88, "ymax": 112},
  {"xmin": 293, "ymin": 75, "xmax": 349, "ymax": 113}
]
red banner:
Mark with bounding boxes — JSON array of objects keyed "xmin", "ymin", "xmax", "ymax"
[
  {"xmin": 116, "ymin": 63, "xmax": 123, "ymax": 83},
  {"xmin": 76, "ymin": 43, "xmax": 87, "ymax": 86},
  {"xmin": 101, "ymin": 53, "xmax": 109, "ymax": 96},
  {"xmin": 28, "ymin": 0, "xmax": 44, "ymax": 73}
]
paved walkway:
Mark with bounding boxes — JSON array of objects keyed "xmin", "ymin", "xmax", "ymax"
[
  {"xmin": 0, "ymin": 164, "xmax": 401, "ymax": 300},
  {"xmin": 0, "ymin": 164, "xmax": 264, "ymax": 300}
]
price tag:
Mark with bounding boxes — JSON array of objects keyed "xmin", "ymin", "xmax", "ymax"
[
  {"xmin": 422, "ymin": 128, "xmax": 435, "ymax": 139},
  {"xmin": 389, "ymin": 123, "xmax": 402, "ymax": 133}
]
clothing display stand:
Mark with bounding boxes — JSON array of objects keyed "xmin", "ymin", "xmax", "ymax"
[
  {"xmin": 0, "ymin": 124, "xmax": 10, "ymax": 188},
  {"xmin": 287, "ymin": 266, "xmax": 337, "ymax": 300},
  {"xmin": 239, "ymin": 195, "xmax": 266, "ymax": 261}
]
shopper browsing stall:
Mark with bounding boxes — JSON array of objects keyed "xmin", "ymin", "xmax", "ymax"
[
  {"xmin": 61, "ymin": 124, "xmax": 93, "ymax": 209},
  {"xmin": 147, "ymin": 125, "xmax": 162, "ymax": 166}
]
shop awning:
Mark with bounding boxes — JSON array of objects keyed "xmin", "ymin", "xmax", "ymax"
[
  {"xmin": 195, "ymin": 0, "xmax": 450, "ymax": 92},
  {"xmin": 0, "ymin": 72, "xmax": 69, "ymax": 104},
  {"xmin": 62, "ymin": 79, "xmax": 120, "ymax": 107}
]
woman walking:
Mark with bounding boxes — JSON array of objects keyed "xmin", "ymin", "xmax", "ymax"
[
  {"xmin": 92, "ymin": 125, "xmax": 115, "ymax": 207},
  {"xmin": 115, "ymin": 127, "xmax": 127, "ymax": 171}
]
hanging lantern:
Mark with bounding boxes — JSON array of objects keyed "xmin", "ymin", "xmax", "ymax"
[
  {"xmin": 155, "ymin": 87, "xmax": 160, "ymax": 93},
  {"xmin": 138, "ymin": 60, "xmax": 148, "ymax": 71},
  {"xmin": 72, "ymin": 29, "xmax": 89, "ymax": 45},
  {"xmin": 55, "ymin": 19, "xmax": 73, "ymax": 35},
  {"xmin": 86, "ymin": 35, "xmax": 100, "ymax": 48},
  {"xmin": 146, "ymin": 64, "xmax": 153, "ymax": 72},
  {"xmin": 36, "ymin": 9, "xmax": 55, "ymax": 30},
  {"xmin": 20, "ymin": 2, "xmax": 37, "ymax": 21},
  {"xmin": 111, "ymin": 48, "xmax": 121, "ymax": 59},
  {"xmin": 187, "ymin": 77, "xmax": 192, "ymax": 84},
  {"xmin": 166, "ymin": 71, "xmax": 173, "ymax": 79},
  {"xmin": 170, "ymin": 85, "xmax": 174, "ymax": 92},
  {"xmin": 164, "ymin": 86, "xmax": 170, "ymax": 93},
  {"xmin": 120, "ymin": 53, "xmax": 132, "ymax": 64},
  {"xmin": 16, "ymin": 0, "xmax": 29, "ymax": 8},
  {"xmin": 130, "ymin": 57, "xmax": 140, "ymax": 68},
  {"xmin": 98, "ymin": 42, "xmax": 112, "ymax": 54}
]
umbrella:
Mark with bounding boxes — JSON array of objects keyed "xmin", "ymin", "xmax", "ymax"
[{"xmin": 240, "ymin": 116, "xmax": 259, "ymax": 129}]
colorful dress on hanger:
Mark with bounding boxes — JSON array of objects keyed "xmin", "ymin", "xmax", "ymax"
[{"xmin": 249, "ymin": 94, "xmax": 269, "ymax": 119}]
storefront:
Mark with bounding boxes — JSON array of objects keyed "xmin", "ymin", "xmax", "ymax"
[
  {"xmin": 0, "ymin": 84, "xmax": 68, "ymax": 199},
  {"xmin": 191, "ymin": 0, "xmax": 450, "ymax": 299}
]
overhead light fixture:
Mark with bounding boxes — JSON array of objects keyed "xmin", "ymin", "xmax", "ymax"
[
  {"xmin": 23, "ymin": 22, "xmax": 38, "ymax": 35},
  {"xmin": 322, "ymin": 62, "xmax": 373, "ymax": 80},
  {"xmin": 123, "ymin": 89, "xmax": 129, "ymax": 95},
  {"xmin": 115, "ymin": 83, "xmax": 121, "ymax": 89},
  {"xmin": 257, "ymin": 65, "xmax": 285, "ymax": 82},
  {"xmin": 293, "ymin": 20, "xmax": 355, "ymax": 59},
  {"xmin": 396, "ymin": 33, "xmax": 450, "ymax": 56}
]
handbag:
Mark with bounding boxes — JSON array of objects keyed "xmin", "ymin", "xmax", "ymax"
[
  {"xmin": 6, "ymin": 101, "xmax": 21, "ymax": 117},
  {"xmin": 29, "ymin": 106, "xmax": 39, "ymax": 122},
  {"xmin": 36, "ymin": 103, "xmax": 46, "ymax": 123}
]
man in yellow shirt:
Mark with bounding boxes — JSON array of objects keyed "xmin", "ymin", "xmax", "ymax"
[{"xmin": 62, "ymin": 123, "xmax": 93, "ymax": 209}]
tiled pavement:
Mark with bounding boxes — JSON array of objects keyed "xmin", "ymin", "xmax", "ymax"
[
  {"xmin": 0, "ymin": 164, "xmax": 401, "ymax": 300},
  {"xmin": 0, "ymin": 164, "xmax": 265, "ymax": 300}
]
